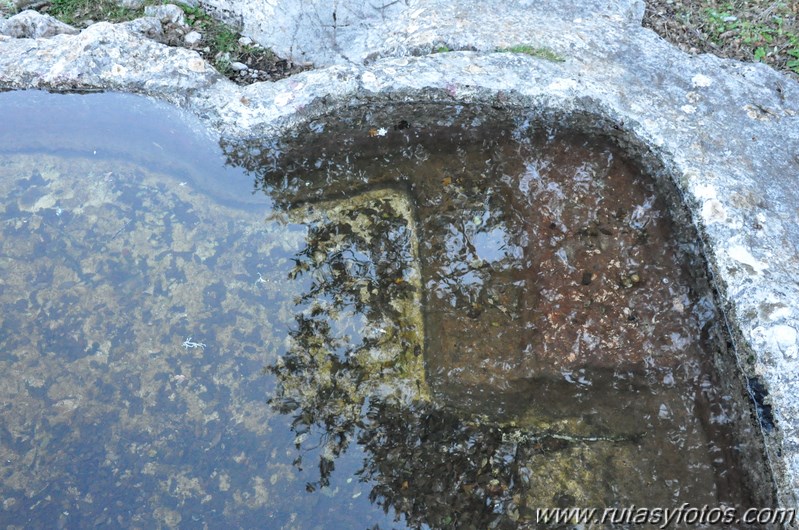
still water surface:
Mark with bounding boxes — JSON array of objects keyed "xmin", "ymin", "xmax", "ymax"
[{"xmin": 0, "ymin": 91, "xmax": 766, "ymax": 528}]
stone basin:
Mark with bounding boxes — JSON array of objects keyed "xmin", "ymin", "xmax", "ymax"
[
  {"xmin": 2, "ymin": 0, "xmax": 799, "ymax": 522},
  {"xmin": 0, "ymin": 89, "xmax": 779, "ymax": 525},
  {"xmin": 224, "ymin": 101, "xmax": 774, "ymax": 507}
]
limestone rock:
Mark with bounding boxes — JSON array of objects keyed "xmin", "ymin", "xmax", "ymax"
[
  {"xmin": 121, "ymin": 16, "xmax": 165, "ymax": 42},
  {"xmin": 0, "ymin": 21, "xmax": 225, "ymax": 99},
  {"xmin": 143, "ymin": 4, "xmax": 185, "ymax": 26},
  {"xmin": 0, "ymin": 10, "xmax": 79, "ymax": 39},
  {"xmin": 196, "ymin": 0, "xmax": 647, "ymax": 67}
]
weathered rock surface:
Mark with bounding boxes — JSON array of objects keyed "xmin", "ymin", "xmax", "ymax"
[
  {"xmin": 0, "ymin": 22, "xmax": 223, "ymax": 101},
  {"xmin": 0, "ymin": 9, "xmax": 78, "ymax": 39},
  {"xmin": 197, "ymin": 0, "xmax": 647, "ymax": 66},
  {"xmin": 1, "ymin": 0, "xmax": 798, "ymax": 514},
  {"xmin": 120, "ymin": 16, "xmax": 165, "ymax": 42},
  {"xmin": 143, "ymin": 4, "xmax": 186, "ymax": 26}
]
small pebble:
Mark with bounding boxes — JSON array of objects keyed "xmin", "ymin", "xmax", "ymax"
[
  {"xmin": 238, "ymin": 36, "xmax": 253, "ymax": 46},
  {"xmin": 230, "ymin": 61, "xmax": 248, "ymax": 72},
  {"xmin": 184, "ymin": 31, "xmax": 202, "ymax": 45}
]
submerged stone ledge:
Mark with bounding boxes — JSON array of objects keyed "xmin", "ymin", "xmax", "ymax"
[{"xmin": 1, "ymin": 0, "xmax": 799, "ymax": 513}]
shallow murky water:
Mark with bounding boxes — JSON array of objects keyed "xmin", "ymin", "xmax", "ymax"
[{"xmin": 0, "ymin": 92, "xmax": 770, "ymax": 528}]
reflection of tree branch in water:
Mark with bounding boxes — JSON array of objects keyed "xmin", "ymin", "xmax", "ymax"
[
  {"xmin": 355, "ymin": 398, "xmax": 643, "ymax": 529},
  {"xmin": 260, "ymin": 140, "xmax": 573, "ymax": 524},
  {"xmin": 264, "ymin": 191, "xmax": 648, "ymax": 527},
  {"xmin": 267, "ymin": 193, "xmax": 425, "ymax": 494}
]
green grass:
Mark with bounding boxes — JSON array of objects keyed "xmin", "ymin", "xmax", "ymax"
[
  {"xmin": 180, "ymin": 3, "xmax": 236, "ymax": 52},
  {"xmin": 427, "ymin": 42, "xmax": 566, "ymax": 62},
  {"xmin": 39, "ymin": 0, "xmax": 280, "ymax": 79},
  {"xmin": 701, "ymin": 2, "xmax": 799, "ymax": 74},
  {"xmin": 47, "ymin": 0, "xmax": 145, "ymax": 25},
  {"xmin": 177, "ymin": 3, "xmax": 242, "ymax": 73},
  {"xmin": 45, "ymin": 0, "xmax": 242, "ymax": 62},
  {"xmin": 496, "ymin": 44, "xmax": 565, "ymax": 62},
  {"xmin": 0, "ymin": 0, "xmax": 15, "ymax": 15}
]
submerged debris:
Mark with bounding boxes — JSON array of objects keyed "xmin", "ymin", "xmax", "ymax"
[{"xmin": 182, "ymin": 336, "xmax": 206, "ymax": 350}]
